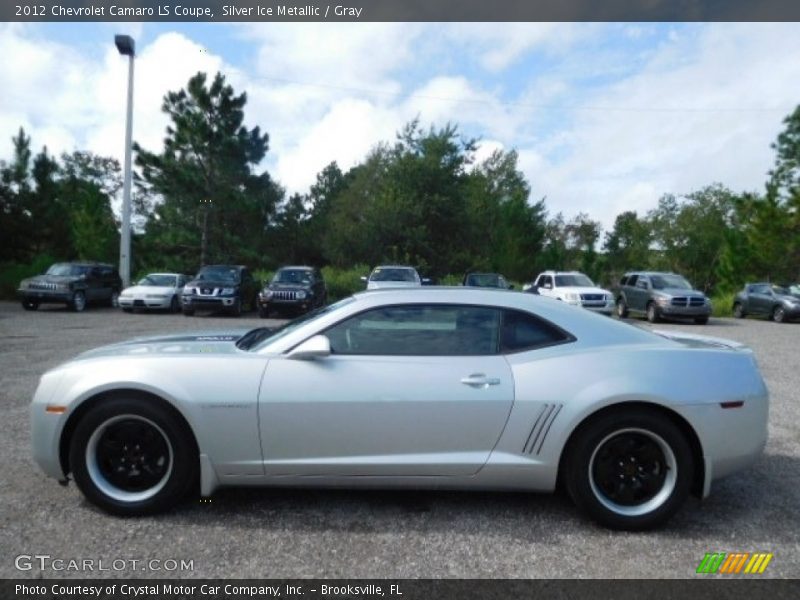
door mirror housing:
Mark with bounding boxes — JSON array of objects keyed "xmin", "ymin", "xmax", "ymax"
[
  {"xmin": 360, "ymin": 276, "xmax": 368, "ymax": 283},
  {"xmin": 286, "ymin": 335, "xmax": 331, "ymax": 360}
]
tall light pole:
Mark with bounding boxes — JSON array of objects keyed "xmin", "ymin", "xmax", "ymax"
[{"xmin": 115, "ymin": 34, "xmax": 135, "ymax": 288}]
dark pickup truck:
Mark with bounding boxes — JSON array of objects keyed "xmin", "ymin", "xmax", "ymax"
[{"xmin": 733, "ymin": 283, "xmax": 800, "ymax": 323}]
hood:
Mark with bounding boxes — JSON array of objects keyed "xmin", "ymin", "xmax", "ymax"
[
  {"xmin": 267, "ymin": 282, "xmax": 311, "ymax": 291},
  {"xmin": 27, "ymin": 274, "xmax": 81, "ymax": 284},
  {"xmin": 186, "ymin": 279, "xmax": 240, "ymax": 289},
  {"xmin": 776, "ymin": 293, "xmax": 800, "ymax": 303},
  {"xmin": 654, "ymin": 287, "xmax": 706, "ymax": 298},
  {"xmin": 72, "ymin": 330, "xmax": 250, "ymax": 361},
  {"xmin": 367, "ymin": 280, "xmax": 421, "ymax": 290},
  {"xmin": 652, "ymin": 330, "xmax": 748, "ymax": 351}
]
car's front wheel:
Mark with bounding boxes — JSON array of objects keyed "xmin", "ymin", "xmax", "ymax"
[
  {"xmin": 616, "ymin": 297, "xmax": 628, "ymax": 318},
  {"xmin": 22, "ymin": 299, "xmax": 39, "ymax": 311},
  {"xmin": 563, "ymin": 409, "xmax": 693, "ymax": 530},
  {"xmin": 69, "ymin": 398, "xmax": 197, "ymax": 516},
  {"xmin": 772, "ymin": 305, "xmax": 786, "ymax": 323},
  {"xmin": 646, "ymin": 302, "xmax": 661, "ymax": 323},
  {"xmin": 733, "ymin": 303, "xmax": 746, "ymax": 319},
  {"xmin": 71, "ymin": 291, "xmax": 86, "ymax": 312}
]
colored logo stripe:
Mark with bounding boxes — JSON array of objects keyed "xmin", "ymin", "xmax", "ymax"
[{"xmin": 696, "ymin": 552, "xmax": 773, "ymax": 574}]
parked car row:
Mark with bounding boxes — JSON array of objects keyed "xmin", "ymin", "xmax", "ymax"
[{"xmin": 17, "ymin": 261, "xmax": 800, "ymax": 324}]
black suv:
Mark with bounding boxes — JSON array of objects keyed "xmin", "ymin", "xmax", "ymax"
[
  {"xmin": 18, "ymin": 262, "xmax": 122, "ymax": 312},
  {"xmin": 181, "ymin": 265, "xmax": 258, "ymax": 317},
  {"xmin": 258, "ymin": 266, "xmax": 327, "ymax": 317}
]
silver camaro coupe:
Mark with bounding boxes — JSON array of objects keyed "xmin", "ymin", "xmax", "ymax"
[{"xmin": 31, "ymin": 288, "xmax": 768, "ymax": 529}]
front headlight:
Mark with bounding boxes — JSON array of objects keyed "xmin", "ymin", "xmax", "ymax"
[
  {"xmin": 655, "ymin": 296, "xmax": 670, "ymax": 306},
  {"xmin": 262, "ymin": 289, "xmax": 274, "ymax": 299},
  {"xmin": 296, "ymin": 291, "xmax": 307, "ymax": 300},
  {"xmin": 564, "ymin": 293, "xmax": 580, "ymax": 303},
  {"xmin": 220, "ymin": 287, "xmax": 236, "ymax": 295},
  {"xmin": 183, "ymin": 287, "xmax": 195, "ymax": 295},
  {"xmin": 55, "ymin": 283, "xmax": 70, "ymax": 291}
]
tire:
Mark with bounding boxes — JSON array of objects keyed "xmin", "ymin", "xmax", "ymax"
[
  {"xmin": 108, "ymin": 290, "xmax": 120, "ymax": 308},
  {"xmin": 772, "ymin": 306, "xmax": 786, "ymax": 323},
  {"xmin": 22, "ymin": 299, "xmax": 40, "ymax": 311},
  {"xmin": 563, "ymin": 409, "xmax": 693, "ymax": 530},
  {"xmin": 694, "ymin": 316, "xmax": 709, "ymax": 325},
  {"xmin": 732, "ymin": 303, "xmax": 745, "ymax": 319},
  {"xmin": 646, "ymin": 302, "xmax": 660, "ymax": 323},
  {"xmin": 182, "ymin": 309, "xmax": 195, "ymax": 317},
  {"xmin": 258, "ymin": 306, "xmax": 270, "ymax": 319},
  {"xmin": 68, "ymin": 397, "xmax": 197, "ymax": 516},
  {"xmin": 230, "ymin": 297, "xmax": 242, "ymax": 317},
  {"xmin": 122, "ymin": 308, "xmax": 133, "ymax": 313},
  {"xmin": 170, "ymin": 296, "xmax": 180, "ymax": 313},
  {"xmin": 71, "ymin": 291, "xmax": 87, "ymax": 312},
  {"xmin": 616, "ymin": 297, "xmax": 629, "ymax": 319}
]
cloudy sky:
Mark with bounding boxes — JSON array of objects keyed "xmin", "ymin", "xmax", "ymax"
[{"xmin": 1, "ymin": 21, "xmax": 799, "ymax": 230}]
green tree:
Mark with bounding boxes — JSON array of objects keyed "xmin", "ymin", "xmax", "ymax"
[
  {"xmin": 602, "ymin": 210, "xmax": 652, "ymax": 283},
  {"xmin": 135, "ymin": 71, "xmax": 280, "ymax": 271}
]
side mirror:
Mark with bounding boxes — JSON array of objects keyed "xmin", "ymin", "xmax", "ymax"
[
  {"xmin": 286, "ymin": 335, "xmax": 331, "ymax": 360},
  {"xmin": 360, "ymin": 276, "xmax": 368, "ymax": 283},
  {"xmin": 528, "ymin": 285, "xmax": 540, "ymax": 295}
]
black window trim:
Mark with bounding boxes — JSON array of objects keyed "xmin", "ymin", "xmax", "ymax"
[{"xmin": 286, "ymin": 302, "xmax": 576, "ymax": 357}]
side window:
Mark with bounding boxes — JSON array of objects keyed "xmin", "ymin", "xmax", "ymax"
[
  {"xmin": 619, "ymin": 276, "xmax": 628, "ymax": 286},
  {"xmin": 540, "ymin": 275, "xmax": 553, "ymax": 288},
  {"xmin": 500, "ymin": 309, "xmax": 573, "ymax": 353},
  {"xmin": 325, "ymin": 305, "xmax": 501, "ymax": 356},
  {"xmin": 627, "ymin": 274, "xmax": 638, "ymax": 287},
  {"xmin": 636, "ymin": 277, "xmax": 649, "ymax": 290}
]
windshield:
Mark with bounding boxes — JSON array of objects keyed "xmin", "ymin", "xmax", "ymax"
[
  {"xmin": 370, "ymin": 267, "xmax": 417, "ymax": 282},
  {"xmin": 651, "ymin": 274, "xmax": 692, "ymax": 290},
  {"xmin": 273, "ymin": 269, "xmax": 312, "ymax": 285},
  {"xmin": 196, "ymin": 266, "xmax": 240, "ymax": 283},
  {"xmin": 466, "ymin": 273, "xmax": 503, "ymax": 287},
  {"xmin": 138, "ymin": 274, "xmax": 177, "ymax": 287},
  {"xmin": 237, "ymin": 297, "xmax": 356, "ymax": 351},
  {"xmin": 46, "ymin": 264, "xmax": 89, "ymax": 277},
  {"xmin": 555, "ymin": 274, "xmax": 594, "ymax": 287}
]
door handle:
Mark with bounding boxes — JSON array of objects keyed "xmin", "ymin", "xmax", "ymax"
[{"xmin": 460, "ymin": 373, "xmax": 501, "ymax": 388}]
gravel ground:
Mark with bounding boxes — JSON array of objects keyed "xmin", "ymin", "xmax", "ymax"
[{"xmin": 0, "ymin": 301, "xmax": 798, "ymax": 579}]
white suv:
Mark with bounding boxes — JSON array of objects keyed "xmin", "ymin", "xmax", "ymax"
[{"xmin": 531, "ymin": 270, "xmax": 614, "ymax": 315}]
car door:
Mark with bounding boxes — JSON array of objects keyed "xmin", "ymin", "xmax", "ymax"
[
  {"xmin": 749, "ymin": 285, "xmax": 773, "ymax": 315},
  {"xmin": 257, "ymin": 304, "xmax": 514, "ymax": 476},
  {"xmin": 633, "ymin": 276, "xmax": 650, "ymax": 311},
  {"xmin": 538, "ymin": 274, "xmax": 555, "ymax": 298},
  {"xmin": 84, "ymin": 267, "xmax": 105, "ymax": 301}
]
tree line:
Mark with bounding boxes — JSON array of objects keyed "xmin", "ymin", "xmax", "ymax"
[{"xmin": 2, "ymin": 71, "xmax": 799, "ymax": 298}]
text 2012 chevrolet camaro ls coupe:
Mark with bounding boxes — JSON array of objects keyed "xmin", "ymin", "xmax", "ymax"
[{"xmin": 31, "ymin": 288, "xmax": 768, "ymax": 529}]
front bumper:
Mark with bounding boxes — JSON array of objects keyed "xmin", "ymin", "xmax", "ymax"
[
  {"xmin": 182, "ymin": 295, "xmax": 238, "ymax": 310},
  {"xmin": 119, "ymin": 296, "xmax": 171, "ymax": 309},
  {"xmin": 258, "ymin": 297, "xmax": 311, "ymax": 311},
  {"xmin": 18, "ymin": 289, "xmax": 72, "ymax": 304},
  {"xmin": 659, "ymin": 304, "xmax": 712, "ymax": 317}
]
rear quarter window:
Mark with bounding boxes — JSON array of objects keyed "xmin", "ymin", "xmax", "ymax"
[{"xmin": 500, "ymin": 309, "xmax": 574, "ymax": 353}]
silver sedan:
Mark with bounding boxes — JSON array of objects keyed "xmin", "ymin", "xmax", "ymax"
[{"xmin": 30, "ymin": 288, "xmax": 768, "ymax": 529}]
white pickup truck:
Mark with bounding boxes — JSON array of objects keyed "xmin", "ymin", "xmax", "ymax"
[{"xmin": 530, "ymin": 270, "xmax": 615, "ymax": 315}]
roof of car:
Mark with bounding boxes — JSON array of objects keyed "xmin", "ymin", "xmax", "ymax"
[
  {"xmin": 278, "ymin": 265, "xmax": 314, "ymax": 271},
  {"xmin": 539, "ymin": 270, "xmax": 585, "ymax": 276},
  {"xmin": 624, "ymin": 271, "xmax": 680, "ymax": 276},
  {"xmin": 373, "ymin": 265, "xmax": 418, "ymax": 270}
]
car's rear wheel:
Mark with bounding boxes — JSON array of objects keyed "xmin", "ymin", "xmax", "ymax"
[
  {"xmin": 563, "ymin": 410, "xmax": 693, "ymax": 530},
  {"xmin": 258, "ymin": 305, "xmax": 270, "ymax": 319},
  {"xmin": 616, "ymin": 298, "xmax": 628, "ymax": 318},
  {"xmin": 733, "ymin": 303, "xmax": 745, "ymax": 319},
  {"xmin": 69, "ymin": 398, "xmax": 197, "ymax": 516},
  {"xmin": 108, "ymin": 290, "xmax": 120, "ymax": 308},
  {"xmin": 772, "ymin": 306, "xmax": 786, "ymax": 323},
  {"xmin": 646, "ymin": 302, "xmax": 660, "ymax": 323},
  {"xmin": 230, "ymin": 297, "xmax": 242, "ymax": 317},
  {"xmin": 22, "ymin": 299, "xmax": 39, "ymax": 311},
  {"xmin": 71, "ymin": 291, "xmax": 86, "ymax": 312}
]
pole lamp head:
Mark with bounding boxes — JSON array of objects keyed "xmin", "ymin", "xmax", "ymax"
[{"xmin": 115, "ymin": 35, "xmax": 135, "ymax": 57}]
